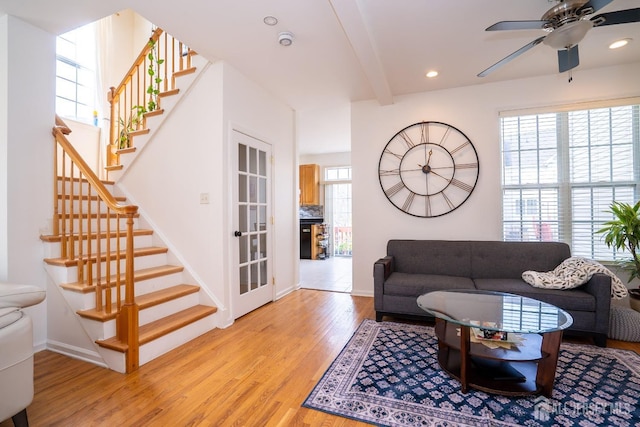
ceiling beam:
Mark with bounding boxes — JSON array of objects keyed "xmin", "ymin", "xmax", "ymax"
[{"xmin": 329, "ymin": 0, "xmax": 394, "ymax": 106}]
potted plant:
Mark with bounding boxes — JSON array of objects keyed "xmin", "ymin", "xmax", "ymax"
[{"xmin": 597, "ymin": 201, "xmax": 640, "ymax": 308}]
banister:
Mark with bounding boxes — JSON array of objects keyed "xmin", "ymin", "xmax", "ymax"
[
  {"xmin": 54, "ymin": 115, "xmax": 139, "ymax": 372},
  {"xmin": 107, "ymin": 27, "xmax": 194, "ymax": 170},
  {"xmin": 53, "ymin": 126, "xmax": 138, "ymax": 215},
  {"xmin": 111, "ymin": 27, "xmax": 164, "ymax": 98}
]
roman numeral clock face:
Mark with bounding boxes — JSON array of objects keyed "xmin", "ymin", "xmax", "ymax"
[{"xmin": 378, "ymin": 121, "xmax": 479, "ymax": 218}]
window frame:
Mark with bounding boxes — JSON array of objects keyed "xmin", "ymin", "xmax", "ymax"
[{"xmin": 500, "ymin": 99, "xmax": 640, "ymax": 262}]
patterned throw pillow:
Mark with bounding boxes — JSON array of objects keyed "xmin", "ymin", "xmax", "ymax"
[{"xmin": 522, "ymin": 257, "xmax": 628, "ymax": 299}]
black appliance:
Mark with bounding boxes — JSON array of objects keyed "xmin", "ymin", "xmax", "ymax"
[{"xmin": 300, "ymin": 218, "xmax": 323, "ymax": 259}]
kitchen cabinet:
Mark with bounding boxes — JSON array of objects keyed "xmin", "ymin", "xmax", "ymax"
[{"xmin": 299, "ymin": 164, "xmax": 320, "ymax": 205}]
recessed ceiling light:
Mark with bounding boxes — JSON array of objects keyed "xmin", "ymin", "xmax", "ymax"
[
  {"xmin": 609, "ymin": 38, "xmax": 632, "ymax": 49},
  {"xmin": 263, "ymin": 16, "xmax": 278, "ymax": 26},
  {"xmin": 425, "ymin": 70, "xmax": 438, "ymax": 78}
]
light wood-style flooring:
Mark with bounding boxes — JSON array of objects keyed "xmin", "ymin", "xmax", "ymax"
[{"xmin": 3, "ymin": 289, "xmax": 639, "ymax": 426}]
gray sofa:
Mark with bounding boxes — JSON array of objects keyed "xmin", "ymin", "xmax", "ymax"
[{"xmin": 374, "ymin": 240, "xmax": 611, "ymax": 347}]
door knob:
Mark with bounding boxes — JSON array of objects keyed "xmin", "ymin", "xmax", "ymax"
[{"xmin": 234, "ymin": 231, "xmax": 243, "ymax": 237}]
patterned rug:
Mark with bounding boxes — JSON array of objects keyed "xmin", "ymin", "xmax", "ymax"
[{"xmin": 303, "ymin": 319, "xmax": 640, "ymax": 426}]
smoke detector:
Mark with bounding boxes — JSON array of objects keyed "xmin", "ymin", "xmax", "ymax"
[{"xmin": 278, "ymin": 32, "xmax": 294, "ymax": 46}]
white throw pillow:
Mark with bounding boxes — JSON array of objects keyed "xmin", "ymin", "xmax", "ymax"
[{"xmin": 522, "ymin": 257, "xmax": 628, "ymax": 299}]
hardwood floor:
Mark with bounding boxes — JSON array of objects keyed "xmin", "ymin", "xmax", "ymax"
[{"xmin": 3, "ymin": 289, "xmax": 639, "ymax": 426}]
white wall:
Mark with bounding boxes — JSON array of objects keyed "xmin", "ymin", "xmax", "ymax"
[
  {"xmin": 0, "ymin": 16, "xmax": 55, "ymax": 347},
  {"xmin": 351, "ymin": 62, "xmax": 640, "ymax": 297},
  {"xmin": 120, "ymin": 60, "xmax": 295, "ymax": 327},
  {"xmin": 65, "ymin": 119, "xmax": 101, "ymax": 174}
]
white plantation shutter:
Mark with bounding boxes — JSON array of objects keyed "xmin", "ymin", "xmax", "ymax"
[{"xmin": 501, "ymin": 102, "xmax": 640, "ymax": 261}]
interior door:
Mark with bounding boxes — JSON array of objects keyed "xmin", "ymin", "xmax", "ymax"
[{"xmin": 232, "ymin": 130, "xmax": 273, "ymax": 319}]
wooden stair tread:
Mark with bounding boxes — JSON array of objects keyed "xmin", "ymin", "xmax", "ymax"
[
  {"xmin": 116, "ymin": 147, "xmax": 136, "ymax": 155},
  {"xmin": 60, "ymin": 265, "xmax": 184, "ymax": 293},
  {"xmin": 40, "ymin": 228, "xmax": 153, "ymax": 243},
  {"xmin": 77, "ymin": 284, "xmax": 200, "ymax": 321},
  {"xmin": 173, "ymin": 67, "xmax": 196, "ymax": 78},
  {"xmin": 128, "ymin": 128, "xmax": 150, "ymax": 137},
  {"xmin": 159, "ymin": 88, "xmax": 179, "ymax": 97},
  {"xmin": 105, "ymin": 165, "xmax": 123, "ymax": 171},
  {"xmin": 96, "ymin": 305, "xmax": 217, "ymax": 352},
  {"xmin": 143, "ymin": 109, "xmax": 164, "ymax": 118},
  {"xmin": 44, "ymin": 246, "xmax": 168, "ymax": 267}
]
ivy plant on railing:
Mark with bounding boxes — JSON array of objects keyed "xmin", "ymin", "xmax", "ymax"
[
  {"xmin": 143, "ymin": 38, "xmax": 165, "ymax": 112},
  {"xmin": 118, "ymin": 38, "xmax": 165, "ymax": 149}
]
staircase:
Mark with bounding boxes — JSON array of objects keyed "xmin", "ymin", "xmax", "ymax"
[{"xmin": 42, "ymin": 29, "xmax": 216, "ymax": 373}]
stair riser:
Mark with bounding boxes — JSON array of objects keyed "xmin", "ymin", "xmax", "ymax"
[
  {"xmin": 57, "ymin": 180, "xmax": 115, "ymax": 196},
  {"xmin": 75, "ymin": 252, "xmax": 169, "ymax": 280},
  {"xmin": 57, "ymin": 198, "xmax": 126, "ymax": 214},
  {"xmin": 57, "ymin": 217, "xmax": 140, "ymax": 236},
  {"xmin": 139, "ymin": 314, "xmax": 216, "ymax": 366},
  {"xmin": 43, "ymin": 234, "xmax": 153, "ymax": 259},
  {"xmin": 86, "ymin": 292, "xmax": 202, "ymax": 340},
  {"xmin": 95, "ymin": 312, "xmax": 216, "ymax": 374}
]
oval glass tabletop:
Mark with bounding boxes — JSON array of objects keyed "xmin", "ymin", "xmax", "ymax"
[{"xmin": 417, "ymin": 289, "xmax": 573, "ymax": 334}]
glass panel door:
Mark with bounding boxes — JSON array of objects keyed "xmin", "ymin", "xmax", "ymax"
[{"xmin": 233, "ymin": 131, "xmax": 272, "ymax": 318}]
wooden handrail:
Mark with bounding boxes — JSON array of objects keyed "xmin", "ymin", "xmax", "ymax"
[
  {"xmin": 54, "ymin": 115, "xmax": 140, "ymax": 372},
  {"xmin": 112, "ymin": 28, "xmax": 164, "ymax": 98},
  {"xmin": 107, "ymin": 28, "xmax": 195, "ymax": 169}
]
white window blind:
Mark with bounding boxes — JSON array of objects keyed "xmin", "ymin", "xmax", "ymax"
[{"xmin": 501, "ymin": 103, "xmax": 640, "ymax": 261}]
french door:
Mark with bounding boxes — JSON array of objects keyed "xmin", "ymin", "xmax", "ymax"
[{"xmin": 231, "ymin": 130, "xmax": 273, "ymax": 318}]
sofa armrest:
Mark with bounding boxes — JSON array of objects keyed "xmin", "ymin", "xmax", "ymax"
[
  {"xmin": 374, "ymin": 256, "xmax": 394, "ymax": 312},
  {"xmin": 0, "ymin": 284, "xmax": 46, "ymax": 309},
  {"xmin": 582, "ymin": 273, "xmax": 612, "ymax": 336},
  {"xmin": 374, "ymin": 256, "xmax": 394, "ymax": 280}
]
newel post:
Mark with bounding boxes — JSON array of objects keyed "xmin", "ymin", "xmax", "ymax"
[
  {"xmin": 107, "ymin": 87, "xmax": 117, "ymax": 167},
  {"xmin": 117, "ymin": 211, "xmax": 139, "ymax": 373}
]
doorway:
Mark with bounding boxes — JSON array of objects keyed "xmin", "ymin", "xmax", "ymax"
[{"xmin": 300, "ymin": 165, "xmax": 352, "ymax": 293}]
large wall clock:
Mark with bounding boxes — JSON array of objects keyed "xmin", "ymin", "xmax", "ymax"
[{"xmin": 378, "ymin": 121, "xmax": 479, "ymax": 218}]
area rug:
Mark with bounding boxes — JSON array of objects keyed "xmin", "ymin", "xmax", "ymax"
[{"xmin": 303, "ymin": 319, "xmax": 640, "ymax": 426}]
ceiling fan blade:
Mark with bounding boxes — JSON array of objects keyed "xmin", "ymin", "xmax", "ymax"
[
  {"xmin": 486, "ymin": 20, "xmax": 549, "ymax": 31},
  {"xmin": 592, "ymin": 8, "xmax": 640, "ymax": 26},
  {"xmin": 578, "ymin": 0, "xmax": 615, "ymax": 14},
  {"xmin": 558, "ymin": 45, "xmax": 580, "ymax": 73},
  {"xmin": 477, "ymin": 36, "xmax": 546, "ymax": 77}
]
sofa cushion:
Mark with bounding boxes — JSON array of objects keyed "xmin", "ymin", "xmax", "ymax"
[
  {"xmin": 470, "ymin": 241, "xmax": 571, "ymax": 279},
  {"xmin": 387, "ymin": 240, "xmax": 472, "ymax": 276},
  {"xmin": 385, "ymin": 272, "xmax": 475, "ymax": 297},
  {"xmin": 474, "ymin": 278, "xmax": 595, "ymax": 312}
]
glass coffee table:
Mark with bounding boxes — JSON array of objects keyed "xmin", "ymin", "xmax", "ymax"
[{"xmin": 417, "ymin": 290, "xmax": 572, "ymax": 397}]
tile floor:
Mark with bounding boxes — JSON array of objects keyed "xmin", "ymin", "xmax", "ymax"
[{"xmin": 299, "ymin": 256, "xmax": 352, "ymax": 293}]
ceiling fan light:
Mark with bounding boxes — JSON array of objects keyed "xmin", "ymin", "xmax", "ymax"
[
  {"xmin": 609, "ymin": 38, "xmax": 632, "ymax": 49},
  {"xmin": 543, "ymin": 20, "xmax": 593, "ymax": 50}
]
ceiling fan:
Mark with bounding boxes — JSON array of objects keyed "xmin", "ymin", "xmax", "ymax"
[{"xmin": 478, "ymin": 0, "xmax": 640, "ymax": 77}]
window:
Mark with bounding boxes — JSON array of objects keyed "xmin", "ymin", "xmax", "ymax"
[
  {"xmin": 501, "ymin": 102, "xmax": 640, "ymax": 261},
  {"xmin": 56, "ymin": 24, "xmax": 97, "ymax": 122},
  {"xmin": 325, "ymin": 166, "xmax": 351, "ymax": 181}
]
